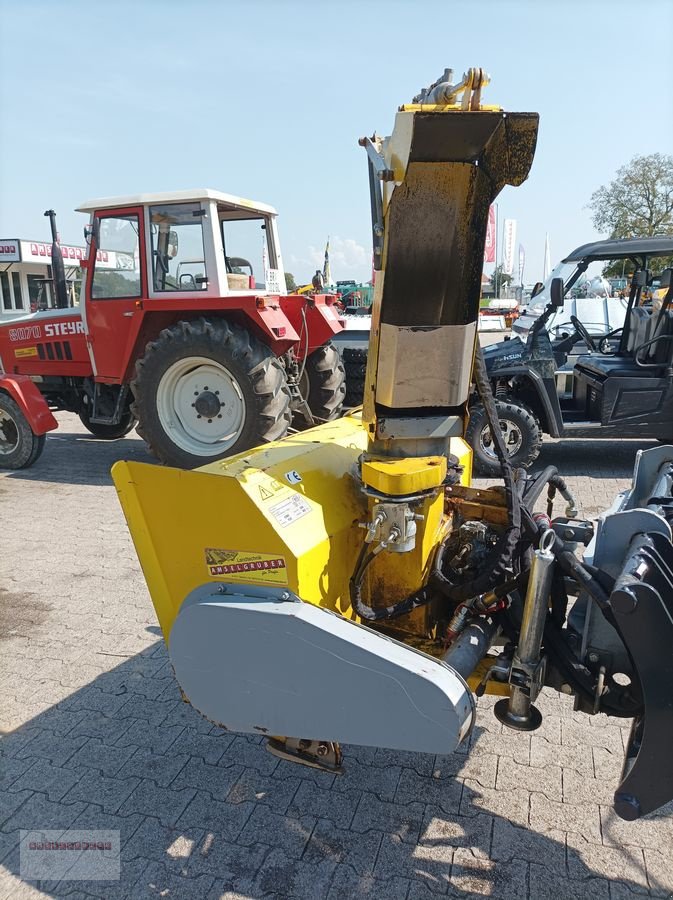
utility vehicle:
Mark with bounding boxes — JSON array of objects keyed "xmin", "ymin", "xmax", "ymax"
[{"xmin": 468, "ymin": 236, "xmax": 673, "ymax": 474}]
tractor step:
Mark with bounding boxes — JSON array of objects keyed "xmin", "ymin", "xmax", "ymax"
[{"xmin": 88, "ymin": 383, "xmax": 129, "ymax": 425}]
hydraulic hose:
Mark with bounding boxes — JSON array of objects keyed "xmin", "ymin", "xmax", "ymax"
[
  {"xmin": 522, "ymin": 466, "xmax": 577, "ymax": 515},
  {"xmin": 519, "ymin": 504, "xmax": 612, "ymax": 612},
  {"xmin": 433, "ymin": 346, "xmax": 522, "ymax": 602},
  {"xmin": 349, "ymin": 543, "xmax": 433, "ymax": 621}
]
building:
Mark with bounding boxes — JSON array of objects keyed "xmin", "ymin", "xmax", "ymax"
[{"xmin": 0, "ymin": 238, "xmax": 116, "ymax": 319}]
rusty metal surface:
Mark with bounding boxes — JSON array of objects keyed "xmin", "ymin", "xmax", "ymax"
[{"xmin": 379, "ymin": 112, "xmax": 539, "ymax": 331}]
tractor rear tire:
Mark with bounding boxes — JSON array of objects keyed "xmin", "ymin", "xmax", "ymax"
[
  {"xmin": 131, "ymin": 317, "xmax": 292, "ymax": 469},
  {"xmin": 342, "ymin": 346, "xmax": 368, "ymax": 407},
  {"xmin": 0, "ymin": 393, "xmax": 46, "ymax": 469},
  {"xmin": 79, "ymin": 405, "xmax": 137, "ymax": 440},
  {"xmin": 295, "ymin": 342, "xmax": 346, "ymax": 427},
  {"xmin": 466, "ymin": 399, "xmax": 542, "ymax": 477}
]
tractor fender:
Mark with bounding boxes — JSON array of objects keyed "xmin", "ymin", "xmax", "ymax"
[
  {"xmin": 490, "ymin": 364, "xmax": 563, "ymax": 437},
  {"xmin": 279, "ymin": 294, "xmax": 345, "ymax": 358},
  {"xmin": 0, "ymin": 374, "xmax": 58, "ymax": 435}
]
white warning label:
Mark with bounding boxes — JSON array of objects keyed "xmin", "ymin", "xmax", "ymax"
[{"xmin": 269, "ymin": 494, "xmax": 311, "ymax": 528}]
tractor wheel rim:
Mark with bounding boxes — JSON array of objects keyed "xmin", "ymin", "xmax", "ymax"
[
  {"xmin": 0, "ymin": 409, "xmax": 19, "ymax": 456},
  {"xmin": 478, "ymin": 417, "xmax": 523, "ymax": 460},
  {"xmin": 157, "ymin": 357, "xmax": 246, "ymax": 456}
]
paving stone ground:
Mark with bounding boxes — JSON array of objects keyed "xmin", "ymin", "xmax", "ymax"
[{"xmin": 1, "ymin": 413, "xmax": 671, "ymax": 899}]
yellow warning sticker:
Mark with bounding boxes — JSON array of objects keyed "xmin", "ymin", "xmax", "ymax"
[
  {"xmin": 205, "ymin": 548, "xmax": 288, "ymax": 585},
  {"xmin": 14, "ymin": 346, "xmax": 38, "ymax": 358}
]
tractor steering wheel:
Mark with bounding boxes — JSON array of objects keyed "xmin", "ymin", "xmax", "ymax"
[{"xmin": 570, "ymin": 315, "xmax": 597, "ymax": 352}]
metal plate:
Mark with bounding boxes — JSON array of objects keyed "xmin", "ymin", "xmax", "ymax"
[{"xmin": 169, "ymin": 584, "xmax": 475, "ymax": 754}]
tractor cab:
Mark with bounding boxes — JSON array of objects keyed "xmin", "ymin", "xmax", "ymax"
[{"xmin": 80, "ymin": 190, "xmax": 287, "ymax": 303}]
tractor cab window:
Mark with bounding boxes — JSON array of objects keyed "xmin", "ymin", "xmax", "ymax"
[
  {"xmin": 90, "ymin": 214, "xmax": 142, "ymax": 299},
  {"xmin": 220, "ymin": 214, "xmax": 279, "ymax": 291},
  {"xmin": 150, "ymin": 203, "xmax": 208, "ymax": 292}
]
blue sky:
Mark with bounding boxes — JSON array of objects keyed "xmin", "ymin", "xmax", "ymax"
[{"xmin": 1, "ymin": 0, "xmax": 672, "ymax": 285}]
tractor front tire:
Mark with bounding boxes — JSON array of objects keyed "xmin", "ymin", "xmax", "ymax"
[
  {"xmin": 131, "ymin": 318, "xmax": 292, "ymax": 469},
  {"xmin": 0, "ymin": 393, "xmax": 46, "ymax": 469},
  {"xmin": 79, "ymin": 405, "xmax": 137, "ymax": 440},
  {"xmin": 295, "ymin": 342, "xmax": 346, "ymax": 427},
  {"xmin": 466, "ymin": 399, "xmax": 542, "ymax": 477}
]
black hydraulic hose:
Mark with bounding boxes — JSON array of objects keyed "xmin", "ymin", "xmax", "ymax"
[
  {"xmin": 433, "ymin": 346, "xmax": 522, "ymax": 602},
  {"xmin": 349, "ymin": 543, "xmax": 433, "ymax": 622},
  {"xmin": 522, "ymin": 465, "xmax": 559, "ymax": 506},
  {"xmin": 522, "ymin": 466, "xmax": 577, "ymax": 517},
  {"xmin": 519, "ymin": 503, "xmax": 612, "ymax": 612}
]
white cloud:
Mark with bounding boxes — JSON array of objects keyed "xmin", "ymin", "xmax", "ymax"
[{"xmin": 289, "ymin": 235, "xmax": 371, "ymax": 285}]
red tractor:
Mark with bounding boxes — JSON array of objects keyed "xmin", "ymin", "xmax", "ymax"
[{"xmin": 0, "ymin": 191, "xmax": 346, "ymax": 469}]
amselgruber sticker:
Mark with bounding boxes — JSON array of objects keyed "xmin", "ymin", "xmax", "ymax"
[{"xmin": 205, "ymin": 548, "xmax": 288, "ymax": 585}]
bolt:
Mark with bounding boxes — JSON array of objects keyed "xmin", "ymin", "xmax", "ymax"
[
  {"xmin": 280, "ymin": 591, "xmax": 290, "ymax": 601},
  {"xmin": 588, "ymin": 652, "xmax": 599, "ymax": 663},
  {"xmin": 217, "ymin": 585, "xmax": 227, "ymax": 594},
  {"xmin": 191, "ymin": 403, "xmax": 195, "ymax": 407},
  {"xmin": 316, "ymin": 743, "xmax": 329, "ymax": 757},
  {"xmin": 197, "ymin": 414, "xmax": 202, "ymax": 419},
  {"xmin": 204, "ymin": 386, "xmax": 209, "ymax": 390},
  {"xmin": 194, "ymin": 391, "xmax": 198, "ymax": 396},
  {"xmin": 215, "ymin": 390, "xmax": 220, "ymax": 395},
  {"xmin": 217, "ymin": 414, "xmax": 222, "ymax": 419},
  {"xmin": 207, "ymin": 418, "xmax": 212, "ymax": 423}
]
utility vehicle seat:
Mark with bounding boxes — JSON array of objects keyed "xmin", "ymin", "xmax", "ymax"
[
  {"xmin": 627, "ymin": 307, "xmax": 653, "ymax": 353},
  {"xmin": 645, "ymin": 309, "xmax": 673, "ymax": 364},
  {"xmin": 575, "ymin": 355, "xmax": 650, "ymax": 378},
  {"xmin": 576, "ymin": 309, "xmax": 673, "ymax": 378}
]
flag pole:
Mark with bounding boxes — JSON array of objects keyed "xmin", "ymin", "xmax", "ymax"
[{"xmin": 495, "ymin": 203, "xmax": 499, "ymax": 299}]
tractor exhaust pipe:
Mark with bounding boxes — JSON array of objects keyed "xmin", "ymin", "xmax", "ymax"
[{"xmin": 44, "ymin": 209, "xmax": 68, "ymax": 309}]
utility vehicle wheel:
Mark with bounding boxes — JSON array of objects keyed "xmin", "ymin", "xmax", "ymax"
[
  {"xmin": 0, "ymin": 393, "xmax": 46, "ymax": 469},
  {"xmin": 295, "ymin": 342, "xmax": 346, "ymax": 427},
  {"xmin": 131, "ymin": 318, "xmax": 291, "ymax": 469},
  {"xmin": 466, "ymin": 400, "xmax": 542, "ymax": 476},
  {"xmin": 341, "ymin": 346, "xmax": 368, "ymax": 407},
  {"xmin": 79, "ymin": 404, "xmax": 137, "ymax": 440}
]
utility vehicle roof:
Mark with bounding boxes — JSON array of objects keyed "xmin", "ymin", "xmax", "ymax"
[
  {"xmin": 76, "ymin": 189, "xmax": 277, "ymax": 216},
  {"xmin": 563, "ymin": 236, "xmax": 673, "ymax": 262}
]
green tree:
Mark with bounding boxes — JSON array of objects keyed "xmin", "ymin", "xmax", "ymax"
[
  {"xmin": 489, "ymin": 264, "xmax": 513, "ymax": 292},
  {"xmin": 588, "ymin": 153, "xmax": 673, "ymax": 275},
  {"xmin": 284, "ymin": 271, "xmax": 297, "ymax": 292}
]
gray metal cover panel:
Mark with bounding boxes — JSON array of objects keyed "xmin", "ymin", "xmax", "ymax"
[{"xmin": 169, "ymin": 585, "xmax": 475, "ymax": 754}]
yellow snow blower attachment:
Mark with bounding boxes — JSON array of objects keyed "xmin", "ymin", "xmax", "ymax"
[
  {"xmin": 112, "ymin": 66, "xmax": 537, "ymax": 764},
  {"xmin": 113, "ymin": 68, "xmax": 673, "ymax": 819}
]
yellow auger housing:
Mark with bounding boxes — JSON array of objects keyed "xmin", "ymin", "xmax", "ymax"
[{"xmin": 113, "ymin": 68, "xmax": 539, "ymax": 764}]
